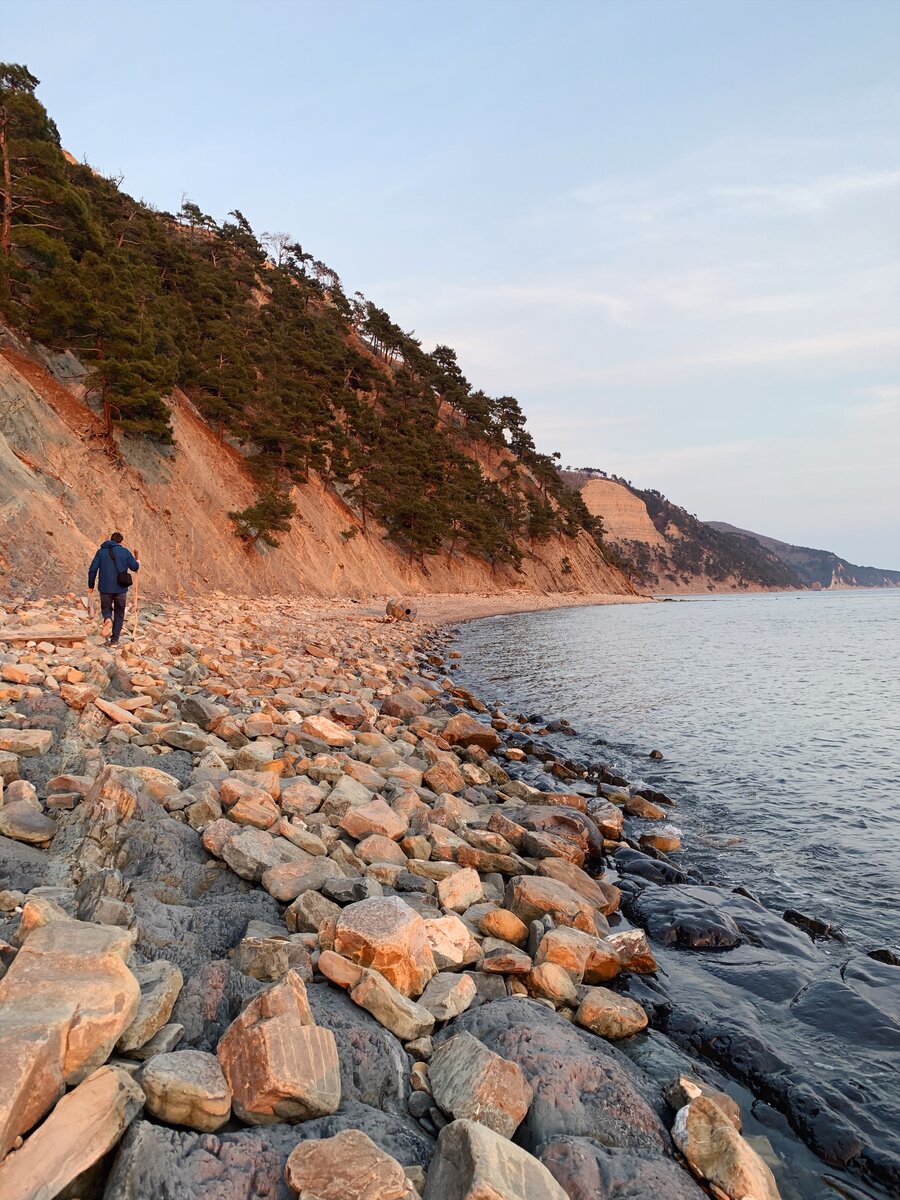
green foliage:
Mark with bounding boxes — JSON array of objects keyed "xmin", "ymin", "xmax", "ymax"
[
  {"xmin": 0, "ymin": 63, "xmax": 624, "ymax": 569},
  {"xmin": 229, "ymin": 489, "xmax": 297, "ymax": 548}
]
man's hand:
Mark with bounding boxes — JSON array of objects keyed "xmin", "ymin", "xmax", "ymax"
[{"xmin": 87, "ymin": 587, "xmax": 94, "ymax": 593}]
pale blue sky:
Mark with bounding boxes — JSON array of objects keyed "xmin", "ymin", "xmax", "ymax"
[{"xmin": 5, "ymin": 0, "xmax": 900, "ymax": 566}]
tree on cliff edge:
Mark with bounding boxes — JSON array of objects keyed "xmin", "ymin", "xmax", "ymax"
[{"xmin": 229, "ymin": 489, "xmax": 297, "ymax": 549}]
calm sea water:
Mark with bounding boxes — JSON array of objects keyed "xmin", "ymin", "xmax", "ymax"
[{"xmin": 457, "ymin": 589, "xmax": 900, "ymax": 949}]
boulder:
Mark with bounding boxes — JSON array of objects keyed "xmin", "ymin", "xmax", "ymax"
[
  {"xmin": 538, "ymin": 859, "xmax": 620, "ymax": 915},
  {"xmin": 103, "ymin": 1103, "xmax": 434, "ymax": 1197},
  {"xmin": 0, "ymin": 802, "xmax": 56, "ymax": 845},
  {"xmin": 141, "ymin": 1049, "xmax": 232, "ymax": 1132},
  {"xmin": 381, "ymin": 692, "xmax": 427, "ymax": 720},
  {"xmin": 419, "ymin": 972, "xmax": 478, "ymax": 1021},
  {"xmin": 335, "ymin": 897, "xmax": 436, "ymax": 997},
  {"xmin": 302, "ymin": 714, "xmax": 355, "ymax": 747},
  {"xmin": 672, "ymin": 1096, "xmax": 780, "ymax": 1200},
  {"xmin": 629, "ymin": 886, "xmax": 743, "ymax": 950},
  {"xmin": 429, "ymin": 1031, "xmax": 533, "ymax": 1138},
  {"xmin": 536, "ymin": 927, "xmax": 619, "ymax": 984},
  {"xmin": 117, "ymin": 960, "xmax": 184, "ymax": 1053},
  {"xmin": 0, "ymin": 1066, "xmax": 143, "ymax": 1200},
  {"xmin": 217, "ymin": 971, "xmax": 341, "ymax": 1124},
  {"xmin": 350, "ymin": 968, "xmax": 436, "ymax": 1041},
  {"xmin": 424, "ymin": 914, "xmax": 481, "ymax": 970},
  {"xmin": 0, "ymin": 921, "xmax": 140, "ymax": 1156},
  {"xmin": 505, "ymin": 875, "xmax": 599, "ymax": 935},
  {"xmin": 575, "ymin": 987, "xmax": 648, "ymax": 1040},
  {"xmin": 340, "ymin": 798, "xmax": 408, "ymax": 842},
  {"xmin": 478, "ymin": 908, "xmax": 528, "ymax": 946},
  {"xmin": 284, "ymin": 1128, "xmax": 418, "ymax": 1200},
  {"xmin": 436, "ymin": 867, "xmax": 483, "ymax": 913},
  {"xmin": 423, "ymin": 1118, "xmax": 566, "ymax": 1200},
  {"xmin": 0, "ymin": 729, "xmax": 53, "ymax": 756},
  {"xmin": 441, "ymin": 714, "xmax": 501, "ymax": 752}
]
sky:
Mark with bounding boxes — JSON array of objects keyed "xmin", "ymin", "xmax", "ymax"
[{"xmin": 5, "ymin": 0, "xmax": 900, "ymax": 567}]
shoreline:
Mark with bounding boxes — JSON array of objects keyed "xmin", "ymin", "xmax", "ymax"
[{"xmin": 0, "ymin": 591, "xmax": 895, "ymax": 1198}]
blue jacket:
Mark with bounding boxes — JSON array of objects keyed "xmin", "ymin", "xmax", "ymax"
[{"xmin": 88, "ymin": 540, "xmax": 140, "ymax": 594}]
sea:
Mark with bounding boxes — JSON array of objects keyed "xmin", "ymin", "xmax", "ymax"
[{"xmin": 455, "ymin": 588, "xmax": 900, "ymax": 1197}]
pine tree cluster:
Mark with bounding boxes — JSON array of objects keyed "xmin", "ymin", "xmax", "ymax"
[{"xmin": 1, "ymin": 64, "xmax": 603, "ymax": 565}]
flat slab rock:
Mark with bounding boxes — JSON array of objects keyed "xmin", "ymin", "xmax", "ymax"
[{"xmin": 103, "ymin": 1103, "xmax": 435, "ymax": 1200}]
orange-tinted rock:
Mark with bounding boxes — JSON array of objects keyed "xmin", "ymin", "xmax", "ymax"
[
  {"xmin": 505, "ymin": 875, "xmax": 599, "ymax": 935},
  {"xmin": 424, "ymin": 760, "xmax": 467, "ymax": 795},
  {"xmin": 228, "ymin": 791, "xmax": 280, "ymax": 829},
  {"xmin": 216, "ymin": 970, "xmax": 340, "ymax": 1124},
  {"xmin": 436, "ymin": 867, "xmax": 483, "ymax": 913},
  {"xmin": 537, "ymin": 859, "xmax": 620, "ymax": 915},
  {"xmin": 334, "ymin": 897, "xmax": 436, "ymax": 997},
  {"xmin": 424, "ymin": 914, "xmax": 481, "ymax": 970},
  {"xmin": 0, "ymin": 1066, "xmax": 143, "ymax": 1200},
  {"xmin": 302, "ymin": 714, "xmax": 355, "ymax": 747},
  {"xmin": 423, "ymin": 1119, "xmax": 567, "ymax": 1200},
  {"xmin": 527, "ymin": 961, "xmax": 578, "ymax": 1007},
  {"xmin": 673, "ymin": 1095, "xmax": 780, "ymax": 1200},
  {"xmin": 441, "ymin": 713, "xmax": 501, "ymax": 751},
  {"xmin": 340, "ymin": 798, "xmax": 408, "ymax": 842},
  {"xmin": 535, "ymin": 927, "xmax": 621, "ymax": 985},
  {"xmin": 478, "ymin": 908, "xmax": 528, "ymax": 946},
  {"xmin": 284, "ymin": 1128, "xmax": 418, "ymax": 1200},
  {"xmin": 607, "ymin": 929, "xmax": 658, "ymax": 974},
  {"xmin": 575, "ymin": 987, "xmax": 648, "ymax": 1039}
]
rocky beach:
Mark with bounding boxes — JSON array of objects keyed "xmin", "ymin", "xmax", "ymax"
[{"xmin": 0, "ymin": 591, "xmax": 896, "ymax": 1200}]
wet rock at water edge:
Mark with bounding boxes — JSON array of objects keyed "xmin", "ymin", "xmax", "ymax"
[{"xmin": 539, "ymin": 1137, "xmax": 707, "ymax": 1200}]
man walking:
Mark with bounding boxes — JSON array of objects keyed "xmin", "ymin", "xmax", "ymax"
[{"xmin": 87, "ymin": 532, "xmax": 140, "ymax": 646}]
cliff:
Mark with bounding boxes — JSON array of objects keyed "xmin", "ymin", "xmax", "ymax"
[
  {"xmin": 577, "ymin": 476, "xmax": 800, "ymax": 593},
  {"xmin": 0, "ymin": 325, "xmax": 633, "ymax": 600},
  {"xmin": 708, "ymin": 523, "xmax": 900, "ymax": 590}
]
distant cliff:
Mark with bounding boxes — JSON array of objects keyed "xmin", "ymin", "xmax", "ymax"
[
  {"xmin": 569, "ymin": 471, "xmax": 898, "ymax": 593},
  {"xmin": 708, "ymin": 523, "xmax": 900, "ymax": 590},
  {"xmin": 573, "ymin": 476, "xmax": 800, "ymax": 592}
]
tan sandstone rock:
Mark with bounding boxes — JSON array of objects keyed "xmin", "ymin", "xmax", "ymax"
[
  {"xmin": 673, "ymin": 1095, "xmax": 781, "ymax": 1200},
  {"xmin": 284, "ymin": 1128, "xmax": 418, "ymax": 1200},
  {"xmin": 423, "ymin": 1118, "xmax": 567, "ymax": 1200},
  {"xmin": 141, "ymin": 1049, "xmax": 232, "ymax": 1132},
  {"xmin": 0, "ymin": 1066, "xmax": 144, "ymax": 1200},
  {"xmin": 334, "ymin": 897, "xmax": 436, "ymax": 997},
  {"xmin": 0, "ymin": 921, "xmax": 140, "ymax": 1156},
  {"xmin": 575, "ymin": 986, "xmax": 648, "ymax": 1040},
  {"xmin": 217, "ymin": 970, "xmax": 340, "ymax": 1124}
]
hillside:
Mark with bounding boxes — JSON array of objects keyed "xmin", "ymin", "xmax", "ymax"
[
  {"xmin": 0, "ymin": 65, "xmax": 634, "ymax": 601},
  {"xmin": 708, "ymin": 523, "xmax": 900, "ymax": 589},
  {"xmin": 575, "ymin": 474, "xmax": 802, "ymax": 592}
]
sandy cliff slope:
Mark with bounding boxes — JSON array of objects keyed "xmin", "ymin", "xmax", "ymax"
[{"xmin": 0, "ymin": 328, "xmax": 634, "ymax": 601}]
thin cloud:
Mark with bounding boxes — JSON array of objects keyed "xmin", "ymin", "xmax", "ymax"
[{"xmin": 712, "ymin": 168, "xmax": 900, "ymax": 215}]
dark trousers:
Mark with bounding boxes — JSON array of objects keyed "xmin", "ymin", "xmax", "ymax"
[{"xmin": 100, "ymin": 592, "xmax": 127, "ymax": 643}]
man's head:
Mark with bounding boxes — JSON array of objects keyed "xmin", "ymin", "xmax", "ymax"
[{"xmin": 110, "ymin": 532, "xmax": 124, "ymax": 544}]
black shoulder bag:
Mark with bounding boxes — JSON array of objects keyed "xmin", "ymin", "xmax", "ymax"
[{"xmin": 108, "ymin": 545, "xmax": 133, "ymax": 589}]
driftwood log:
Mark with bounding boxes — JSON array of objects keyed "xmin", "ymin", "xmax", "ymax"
[{"xmin": 386, "ymin": 598, "xmax": 417, "ymax": 622}]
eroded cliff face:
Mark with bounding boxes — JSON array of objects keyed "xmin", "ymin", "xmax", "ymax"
[
  {"xmin": 580, "ymin": 477, "xmax": 797, "ymax": 594},
  {"xmin": 0, "ymin": 329, "xmax": 634, "ymax": 601}
]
